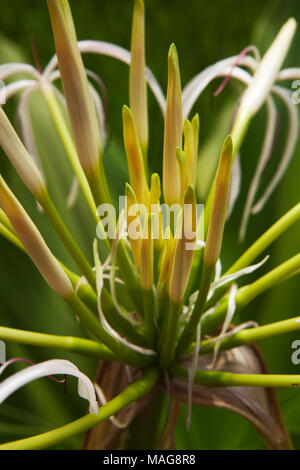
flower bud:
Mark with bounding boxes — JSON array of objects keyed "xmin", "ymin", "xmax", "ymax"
[{"xmin": 0, "ymin": 175, "xmax": 73, "ymax": 298}]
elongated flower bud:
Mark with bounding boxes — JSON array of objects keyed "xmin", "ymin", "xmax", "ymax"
[
  {"xmin": 169, "ymin": 184, "xmax": 196, "ymax": 303},
  {"xmin": 176, "ymin": 147, "xmax": 190, "ymax": 204},
  {"xmin": 204, "ymin": 136, "xmax": 233, "ymax": 268},
  {"xmin": 237, "ymin": 18, "xmax": 296, "ymax": 120},
  {"xmin": 130, "ymin": 0, "xmax": 148, "ymax": 159},
  {"xmin": 122, "ymin": 105, "xmax": 149, "ymax": 204},
  {"xmin": 150, "ymin": 173, "xmax": 163, "ymax": 248},
  {"xmin": 0, "ymin": 107, "xmax": 45, "ymax": 197},
  {"xmin": 163, "ymin": 44, "xmax": 182, "ymax": 206},
  {"xmin": 47, "ymin": 0, "xmax": 105, "ymax": 186},
  {"xmin": 0, "ymin": 175, "xmax": 73, "ymax": 298},
  {"xmin": 157, "ymin": 229, "xmax": 175, "ymax": 294},
  {"xmin": 183, "ymin": 113, "xmax": 199, "ymax": 186},
  {"xmin": 140, "ymin": 213, "xmax": 153, "ymax": 290},
  {"xmin": 125, "ymin": 183, "xmax": 141, "ymax": 269},
  {"xmin": 176, "ymin": 137, "xmax": 233, "ymax": 355}
]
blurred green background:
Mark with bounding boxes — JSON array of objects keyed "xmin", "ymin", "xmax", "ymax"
[{"xmin": 0, "ymin": 0, "xmax": 299, "ymax": 449}]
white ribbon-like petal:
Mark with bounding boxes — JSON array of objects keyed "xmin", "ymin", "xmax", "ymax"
[
  {"xmin": 227, "ymin": 152, "xmax": 242, "ymax": 220},
  {"xmin": 239, "ymin": 96, "xmax": 277, "ymax": 240},
  {"xmin": 211, "ymin": 283, "xmax": 238, "ymax": 367},
  {"xmin": 182, "ymin": 55, "xmax": 257, "ymax": 119},
  {"xmin": 0, "ymin": 359, "xmax": 98, "ymax": 414},
  {"xmin": 0, "ymin": 63, "xmax": 40, "ymax": 81},
  {"xmin": 209, "ymin": 255, "xmax": 269, "ymax": 295},
  {"xmin": 44, "ymin": 40, "xmax": 166, "ymax": 114},
  {"xmin": 251, "ymin": 86, "xmax": 298, "ymax": 214},
  {"xmin": 4, "ymin": 80, "xmax": 37, "ymax": 101}
]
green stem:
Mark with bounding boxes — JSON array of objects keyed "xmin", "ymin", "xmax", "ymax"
[
  {"xmin": 226, "ymin": 203, "xmax": 300, "ymax": 275},
  {"xmin": 176, "ymin": 262, "xmax": 214, "ymax": 357},
  {"xmin": 0, "ymin": 222, "xmax": 23, "ymax": 249},
  {"xmin": 143, "ymin": 287, "xmax": 156, "ymax": 348},
  {"xmin": 158, "ymin": 300, "xmax": 181, "ymax": 368},
  {"xmin": 0, "ymin": 367, "xmax": 160, "ymax": 450},
  {"xmin": 66, "ymin": 292, "xmax": 155, "ymax": 368},
  {"xmin": 40, "ymin": 190, "xmax": 96, "ymax": 288},
  {"xmin": 0, "ymin": 326, "xmax": 116, "ymax": 360},
  {"xmin": 65, "ymin": 267, "xmax": 148, "ymax": 347},
  {"xmin": 197, "ymin": 316, "xmax": 300, "ymax": 354},
  {"xmin": 42, "ymin": 86, "xmax": 98, "ymax": 221},
  {"xmin": 200, "ymin": 254, "xmax": 300, "ymax": 337},
  {"xmin": 206, "ymin": 203, "xmax": 300, "ymax": 310},
  {"xmin": 171, "ymin": 363, "xmax": 300, "ymax": 388}
]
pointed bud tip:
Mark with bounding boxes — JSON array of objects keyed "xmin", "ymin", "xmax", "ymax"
[
  {"xmin": 122, "ymin": 104, "xmax": 131, "ymax": 116},
  {"xmin": 175, "ymin": 146, "xmax": 185, "ymax": 162},
  {"xmin": 222, "ymin": 135, "xmax": 233, "ymax": 158},
  {"xmin": 184, "ymin": 183, "xmax": 196, "ymax": 205},
  {"xmin": 168, "ymin": 43, "xmax": 179, "ymax": 64}
]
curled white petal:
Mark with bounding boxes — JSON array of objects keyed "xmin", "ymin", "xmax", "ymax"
[
  {"xmin": 94, "ymin": 383, "xmax": 134, "ymax": 429},
  {"xmin": 44, "ymin": 40, "xmax": 166, "ymax": 114},
  {"xmin": 210, "ymin": 255, "xmax": 269, "ymax": 293},
  {"xmin": 227, "ymin": 152, "xmax": 241, "ymax": 220},
  {"xmin": 0, "ymin": 359, "xmax": 98, "ymax": 414},
  {"xmin": 211, "ymin": 283, "xmax": 238, "ymax": 367},
  {"xmin": 4, "ymin": 80, "xmax": 37, "ymax": 101},
  {"xmin": 93, "ymin": 239, "xmax": 156, "ymax": 357},
  {"xmin": 251, "ymin": 86, "xmax": 298, "ymax": 214},
  {"xmin": 0, "ymin": 63, "xmax": 40, "ymax": 81},
  {"xmin": 239, "ymin": 96, "xmax": 277, "ymax": 241},
  {"xmin": 182, "ymin": 55, "xmax": 257, "ymax": 119},
  {"xmin": 17, "ymin": 86, "xmax": 45, "ymax": 175}
]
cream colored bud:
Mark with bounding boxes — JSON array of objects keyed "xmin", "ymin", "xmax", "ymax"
[
  {"xmin": 163, "ymin": 44, "xmax": 183, "ymax": 206},
  {"xmin": 0, "ymin": 107, "xmax": 45, "ymax": 197},
  {"xmin": 0, "ymin": 175, "xmax": 73, "ymax": 298}
]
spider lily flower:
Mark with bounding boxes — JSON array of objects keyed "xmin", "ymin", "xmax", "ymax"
[
  {"xmin": 163, "ymin": 44, "xmax": 183, "ymax": 206},
  {"xmin": 47, "ymin": 0, "xmax": 110, "ymax": 205},
  {"xmin": 130, "ymin": 0, "xmax": 148, "ymax": 160},
  {"xmin": 0, "ymin": 175, "xmax": 73, "ymax": 298},
  {"xmin": 0, "ymin": 359, "xmax": 98, "ymax": 415},
  {"xmin": 1, "ymin": 0, "xmax": 300, "ymax": 451}
]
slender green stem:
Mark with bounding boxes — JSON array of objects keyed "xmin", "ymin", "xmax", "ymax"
[
  {"xmin": 198, "ymin": 316, "xmax": 300, "ymax": 354},
  {"xmin": 65, "ymin": 266, "xmax": 148, "ymax": 347},
  {"xmin": 171, "ymin": 363, "xmax": 300, "ymax": 388},
  {"xmin": 158, "ymin": 300, "xmax": 181, "ymax": 368},
  {"xmin": 0, "ymin": 367, "xmax": 160, "ymax": 450},
  {"xmin": 200, "ymin": 254, "xmax": 300, "ymax": 337},
  {"xmin": 176, "ymin": 263, "xmax": 214, "ymax": 357},
  {"xmin": 0, "ymin": 326, "xmax": 116, "ymax": 360},
  {"xmin": 206, "ymin": 203, "xmax": 300, "ymax": 310},
  {"xmin": 66, "ymin": 292, "xmax": 155, "ymax": 367},
  {"xmin": 143, "ymin": 287, "xmax": 156, "ymax": 348},
  {"xmin": 227, "ymin": 203, "xmax": 300, "ymax": 275},
  {"xmin": 0, "ymin": 222, "xmax": 23, "ymax": 250},
  {"xmin": 42, "ymin": 86, "xmax": 98, "ymax": 221},
  {"xmin": 40, "ymin": 190, "xmax": 96, "ymax": 288}
]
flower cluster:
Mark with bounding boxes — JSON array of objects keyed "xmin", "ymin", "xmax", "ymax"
[{"xmin": 0, "ymin": 0, "xmax": 299, "ymax": 450}]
